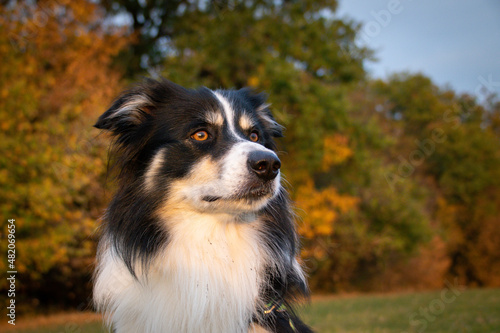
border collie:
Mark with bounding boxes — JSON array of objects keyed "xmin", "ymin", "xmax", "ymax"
[{"xmin": 93, "ymin": 78, "xmax": 312, "ymax": 333}]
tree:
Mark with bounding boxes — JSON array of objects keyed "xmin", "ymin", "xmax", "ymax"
[
  {"xmin": 153, "ymin": 1, "xmax": 434, "ymax": 290},
  {"xmin": 0, "ymin": 0, "xmax": 128, "ymax": 309},
  {"xmin": 100, "ymin": 0, "xmax": 187, "ymax": 75},
  {"xmin": 372, "ymin": 73, "xmax": 500, "ymax": 287},
  {"xmin": 102, "ymin": 0, "xmax": 372, "ymax": 81},
  {"xmin": 4, "ymin": 0, "xmax": 498, "ymax": 313}
]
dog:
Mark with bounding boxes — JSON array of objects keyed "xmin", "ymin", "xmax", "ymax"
[{"xmin": 93, "ymin": 78, "xmax": 312, "ymax": 333}]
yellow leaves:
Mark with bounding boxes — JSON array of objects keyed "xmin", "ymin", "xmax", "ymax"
[
  {"xmin": 0, "ymin": 169, "xmax": 8, "ymax": 183},
  {"xmin": 247, "ymin": 76, "xmax": 260, "ymax": 87},
  {"xmin": 321, "ymin": 134, "xmax": 353, "ymax": 171},
  {"xmin": 296, "ymin": 179, "xmax": 359, "ymax": 239},
  {"xmin": 315, "ymin": 223, "xmax": 334, "ymax": 237},
  {"xmin": 0, "ymin": 121, "xmax": 9, "ymax": 131},
  {"xmin": 0, "ymin": 0, "xmax": 129, "ymax": 287}
]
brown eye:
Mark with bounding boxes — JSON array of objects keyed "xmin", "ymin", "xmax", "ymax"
[
  {"xmin": 249, "ymin": 131, "xmax": 259, "ymax": 142},
  {"xmin": 191, "ymin": 130, "xmax": 209, "ymax": 141}
]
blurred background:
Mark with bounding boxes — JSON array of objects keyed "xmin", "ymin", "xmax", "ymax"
[{"xmin": 1, "ymin": 0, "xmax": 499, "ymax": 331}]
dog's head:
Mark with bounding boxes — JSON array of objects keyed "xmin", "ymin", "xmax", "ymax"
[{"xmin": 95, "ymin": 79, "xmax": 284, "ymax": 215}]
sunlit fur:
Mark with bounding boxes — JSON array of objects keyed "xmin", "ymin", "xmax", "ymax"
[{"xmin": 93, "ymin": 78, "xmax": 312, "ymax": 333}]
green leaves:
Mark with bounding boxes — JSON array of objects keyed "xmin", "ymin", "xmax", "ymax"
[{"xmin": 2, "ymin": 0, "xmax": 500, "ymax": 310}]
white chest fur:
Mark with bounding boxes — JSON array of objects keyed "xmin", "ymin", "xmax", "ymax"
[{"xmin": 94, "ymin": 213, "xmax": 268, "ymax": 333}]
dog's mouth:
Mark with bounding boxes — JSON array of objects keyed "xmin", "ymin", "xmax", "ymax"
[
  {"xmin": 202, "ymin": 195, "xmax": 221, "ymax": 202},
  {"xmin": 202, "ymin": 183, "xmax": 274, "ymax": 203},
  {"xmin": 239, "ymin": 186, "xmax": 273, "ymax": 200}
]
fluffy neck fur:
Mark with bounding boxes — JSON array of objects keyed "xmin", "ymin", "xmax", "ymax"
[{"xmin": 94, "ymin": 211, "xmax": 273, "ymax": 333}]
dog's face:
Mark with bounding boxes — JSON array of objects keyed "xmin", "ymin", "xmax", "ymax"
[{"xmin": 95, "ymin": 79, "xmax": 284, "ymax": 215}]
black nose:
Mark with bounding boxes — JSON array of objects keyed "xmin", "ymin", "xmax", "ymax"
[{"xmin": 247, "ymin": 151, "xmax": 281, "ymax": 181}]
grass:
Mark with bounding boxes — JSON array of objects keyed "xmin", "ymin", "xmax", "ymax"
[
  {"xmin": 300, "ymin": 288, "xmax": 500, "ymax": 333},
  {"xmin": 3, "ymin": 288, "xmax": 499, "ymax": 333}
]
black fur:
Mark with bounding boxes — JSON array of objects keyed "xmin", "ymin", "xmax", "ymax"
[{"xmin": 95, "ymin": 78, "xmax": 312, "ymax": 332}]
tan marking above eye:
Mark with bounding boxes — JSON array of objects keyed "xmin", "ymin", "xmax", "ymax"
[
  {"xmin": 205, "ymin": 112, "xmax": 224, "ymax": 126},
  {"xmin": 239, "ymin": 114, "xmax": 254, "ymax": 130},
  {"xmin": 191, "ymin": 130, "xmax": 209, "ymax": 141}
]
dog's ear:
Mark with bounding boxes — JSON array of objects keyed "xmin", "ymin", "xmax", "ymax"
[
  {"xmin": 94, "ymin": 78, "xmax": 160, "ymax": 132},
  {"xmin": 239, "ymin": 88, "xmax": 284, "ymax": 138},
  {"xmin": 255, "ymin": 102, "xmax": 284, "ymax": 138},
  {"xmin": 95, "ymin": 78, "xmax": 190, "ymax": 133}
]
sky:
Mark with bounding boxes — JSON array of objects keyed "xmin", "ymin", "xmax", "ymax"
[{"xmin": 336, "ymin": 0, "xmax": 500, "ymax": 98}]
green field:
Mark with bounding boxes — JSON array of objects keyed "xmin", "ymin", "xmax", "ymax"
[
  {"xmin": 301, "ymin": 288, "xmax": 500, "ymax": 333},
  {"xmin": 5, "ymin": 288, "xmax": 500, "ymax": 333}
]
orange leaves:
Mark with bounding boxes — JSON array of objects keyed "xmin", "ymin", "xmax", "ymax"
[
  {"xmin": 296, "ymin": 180, "xmax": 358, "ymax": 239},
  {"xmin": 0, "ymin": 1, "xmax": 127, "ymax": 292},
  {"xmin": 247, "ymin": 76, "xmax": 260, "ymax": 87},
  {"xmin": 291, "ymin": 133, "xmax": 358, "ymax": 265},
  {"xmin": 3, "ymin": 0, "xmax": 130, "ymax": 116},
  {"xmin": 321, "ymin": 134, "xmax": 353, "ymax": 171},
  {"xmin": 290, "ymin": 132, "xmax": 356, "ymax": 239}
]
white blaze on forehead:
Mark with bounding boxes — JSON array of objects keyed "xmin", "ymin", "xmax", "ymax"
[{"xmin": 212, "ymin": 91, "xmax": 241, "ymax": 139}]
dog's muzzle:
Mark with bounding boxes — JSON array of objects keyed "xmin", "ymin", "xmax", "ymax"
[{"xmin": 247, "ymin": 151, "xmax": 281, "ymax": 181}]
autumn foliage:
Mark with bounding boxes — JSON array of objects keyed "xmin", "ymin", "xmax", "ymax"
[
  {"xmin": 0, "ymin": 0, "xmax": 128, "ymax": 309},
  {"xmin": 1, "ymin": 0, "xmax": 500, "ymax": 311}
]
